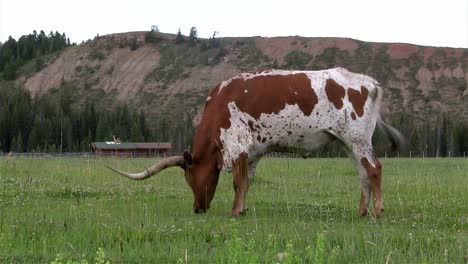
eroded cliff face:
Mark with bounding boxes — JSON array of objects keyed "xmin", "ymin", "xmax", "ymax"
[{"xmin": 20, "ymin": 31, "xmax": 468, "ymax": 128}]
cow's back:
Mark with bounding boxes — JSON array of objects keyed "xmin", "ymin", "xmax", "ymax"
[{"xmin": 198, "ymin": 68, "xmax": 381, "ymax": 171}]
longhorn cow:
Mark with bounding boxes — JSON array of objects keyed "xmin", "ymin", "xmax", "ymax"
[{"xmin": 108, "ymin": 67, "xmax": 403, "ymax": 217}]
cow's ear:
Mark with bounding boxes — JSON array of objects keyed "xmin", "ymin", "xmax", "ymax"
[{"xmin": 183, "ymin": 150, "xmax": 193, "ymax": 168}]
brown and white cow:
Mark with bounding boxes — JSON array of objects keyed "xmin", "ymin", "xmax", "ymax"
[{"xmin": 108, "ymin": 67, "xmax": 403, "ymax": 217}]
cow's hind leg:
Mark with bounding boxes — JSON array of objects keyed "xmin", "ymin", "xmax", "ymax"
[
  {"xmin": 231, "ymin": 153, "xmax": 249, "ymax": 217},
  {"xmin": 349, "ymin": 144, "xmax": 383, "ymax": 217}
]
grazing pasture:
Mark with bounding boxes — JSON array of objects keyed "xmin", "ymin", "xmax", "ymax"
[{"xmin": 0, "ymin": 156, "xmax": 466, "ymax": 263}]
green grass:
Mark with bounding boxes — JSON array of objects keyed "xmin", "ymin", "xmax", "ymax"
[{"xmin": 0, "ymin": 157, "xmax": 466, "ymax": 263}]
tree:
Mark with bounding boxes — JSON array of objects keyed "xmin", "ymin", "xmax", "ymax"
[
  {"xmin": 150, "ymin": 25, "xmax": 159, "ymax": 32},
  {"xmin": 188, "ymin": 27, "xmax": 198, "ymax": 46},
  {"xmin": 208, "ymin": 31, "xmax": 220, "ymax": 48},
  {"xmin": 35, "ymin": 57, "xmax": 44, "ymax": 71},
  {"xmin": 96, "ymin": 113, "xmax": 106, "ymax": 141},
  {"xmin": 130, "ymin": 121, "xmax": 143, "ymax": 141},
  {"xmin": 38, "ymin": 30, "xmax": 48, "ymax": 55},
  {"xmin": 138, "ymin": 111, "xmax": 150, "ymax": 141},
  {"xmin": 62, "ymin": 116, "xmax": 73, "ymax": 152},
  {"xmin": 144, "ymin": 29, "xmax": 161, "ymax": 44},
  {"xmin": 175, "ymin": 28, "xmax": 184, "ymax": 44},
  {"xmin": 3, "ymin": 62, "xmax": 17, "ymax": 80},
  {"xmin": 0, "ymin": 36, "xmax": 18, "ymax": 73}
]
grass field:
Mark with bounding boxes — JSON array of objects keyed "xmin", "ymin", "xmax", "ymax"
[{"xmin": 0, "ymin": 156, "xmax": 466, "ymax": 263}]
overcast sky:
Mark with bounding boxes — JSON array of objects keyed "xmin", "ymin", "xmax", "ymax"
[{"xmin": 1, "ymin": 0, "xmax": 467, "ymax": 48}]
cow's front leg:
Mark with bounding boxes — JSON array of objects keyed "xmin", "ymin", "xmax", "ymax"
[{"xmin": 231, "ymin": 153, "xmax": 249, "ymax": 217}]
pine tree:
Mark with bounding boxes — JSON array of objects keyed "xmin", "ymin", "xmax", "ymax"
[
  {"xmin": 96, "ymin": 112, "xmax": 111, "ymax": 141},
  {"xmin": 150, "ymin": 25, "xmax": 159, "ymax": 32},
  {"xmin": 62, "ymin": 116, "xmax": 73, "ymax": 152},
  {"xmin": 138, "ymin": 111, "xmax": 149, "ymax": 141},
  {"xmin": 175, "ymin": 29, "xmax": 184, "ymax": 44},
  {"xmin": 28, "ymin": 118, "xmax": 42, "ymax": 151},
  {"xmin": 188, "ymin": 27, "xmax": 198, "ymax": 46},
  {"xmin": 208, "ymin": 31, "xmax": 219, "ymax": 48},
  {"xmin": 3, "ymin": 62, "xmax": 17, "ymax": 80}
]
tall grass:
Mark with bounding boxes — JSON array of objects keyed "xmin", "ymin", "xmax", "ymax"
[{"xmin": 0, "ymin": 156, "xmax": 466, "ymax": 263}]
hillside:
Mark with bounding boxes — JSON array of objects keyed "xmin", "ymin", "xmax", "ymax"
[{"xmin": 19, "ymin": 32, "xmax": 467, "ymax": 125}]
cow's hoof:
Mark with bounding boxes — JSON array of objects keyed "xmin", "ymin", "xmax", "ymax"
[
  {"xmin": 359, "ymin": 208, "xmax": 368, "ymax": 217},
  {"xmin": 374, "ymin": 209, "xmax": 383, "ymax": 218},
  {"xmin": 194, "ymin": 208, "xmax": 207, "ymax": 214},
  {"xmin": 231, "ymin": 208, "xmax": 248, "ymax": 217}
]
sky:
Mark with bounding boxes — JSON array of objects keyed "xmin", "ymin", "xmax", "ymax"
[{"xmin": 0, "ymin": 0, "xmax": 467, "ymax": 48}]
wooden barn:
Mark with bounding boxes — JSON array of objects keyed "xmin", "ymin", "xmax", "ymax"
[{"xmin": 91, "ymin": 142, "xmax": 172, "ymax": 157}]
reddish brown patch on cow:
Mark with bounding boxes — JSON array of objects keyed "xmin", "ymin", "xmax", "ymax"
[
  {"xmin": 361, "ymin": 157, "xmax": 381, "ymax": 183},
  {"xmin": 351, "ymin": 112, "xmax": 356, "ymax": 120},
  {"xmin": 256, "ymin": 135, "xmax": 261, "ymax": 142},
  {"xmin": 347, "ymin": 86, "xmax": 369, "ymax": 117},
  {"xmin": 207, "ymin": 84, "xmax": 220, "ymax": 98},
  {"xmin": 214, "ymin": 73, "xmax": 318, "ymax": 124},
  {"xmin": 325, "ymin": 79, "xmax": 345, "ymax": 109}
]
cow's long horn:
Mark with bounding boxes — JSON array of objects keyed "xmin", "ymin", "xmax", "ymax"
[{"xmin": 106, "ymin": 156, "xmax": 185, "ymax": 180}]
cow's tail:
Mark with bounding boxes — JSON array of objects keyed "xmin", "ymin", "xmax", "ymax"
[
  {"xmin": 373, "ymin": 82, "xmax": 405, "ymax": 152},
  {"xmin": 377, "ymin": 118, "xmax": 405, "ymax": 151}
]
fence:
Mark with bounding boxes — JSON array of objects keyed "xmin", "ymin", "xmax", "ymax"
[
  {"xmin": 1, "ymin": 151, "xmax": 467, "ymax": 159},
  {"xmin": 0, "ymin": 152, "xmax": 95, "ymax": 158}
]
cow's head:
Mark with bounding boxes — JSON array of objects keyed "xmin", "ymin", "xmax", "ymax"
[
  {"xmin": 181, "ymin": 150, "xmax": 220, "ymax": 213},
  {"xmin": 107, "ymin": 150, "xmax": 220, "ymax": 213}
]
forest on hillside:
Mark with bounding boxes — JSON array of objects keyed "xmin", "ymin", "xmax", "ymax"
[
  {"xmin": 0, "ymin": 31, "xmax": 467, "ymax": 156},
  {"xmin": 0, "ymin": 30, "xmax": 72, "ymax": 80}
]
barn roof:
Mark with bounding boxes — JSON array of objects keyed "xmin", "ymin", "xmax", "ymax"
[{"xmin": 91, "ymin": 142, "xmax": 171, "ymax": 150}]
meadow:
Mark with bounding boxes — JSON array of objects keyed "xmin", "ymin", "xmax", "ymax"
[{"xmin": 0, "ymin": 156, "xmax": 466, "ymax": 263}]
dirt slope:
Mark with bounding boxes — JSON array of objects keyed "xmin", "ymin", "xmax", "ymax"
[{"xmin": 21, "ymin": 32, "xmax": 468, "ymax": 128}]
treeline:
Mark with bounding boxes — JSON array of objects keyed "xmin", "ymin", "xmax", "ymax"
[
  {"xmin": 0, "ymin": 84, "xmax": 467, "ymax": 156},
  {"xmin": 0, "ymin": 30, "xmax": 72, "ymax": 80},
  {"xmin": 0, "ymin": 85, "xmax": 151, "ymax": 152},
  {"xmin": 388, "ymin": 113, "xmax": 468, "ymax": 157},
  {"xmin": 144, "ymin": 25, "xmax": 221, "ymax": 50}
]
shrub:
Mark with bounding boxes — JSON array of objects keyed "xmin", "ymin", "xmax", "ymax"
[{"xmin": 284, "ymin": 51, "xmax": 313, "ymax": 70}]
